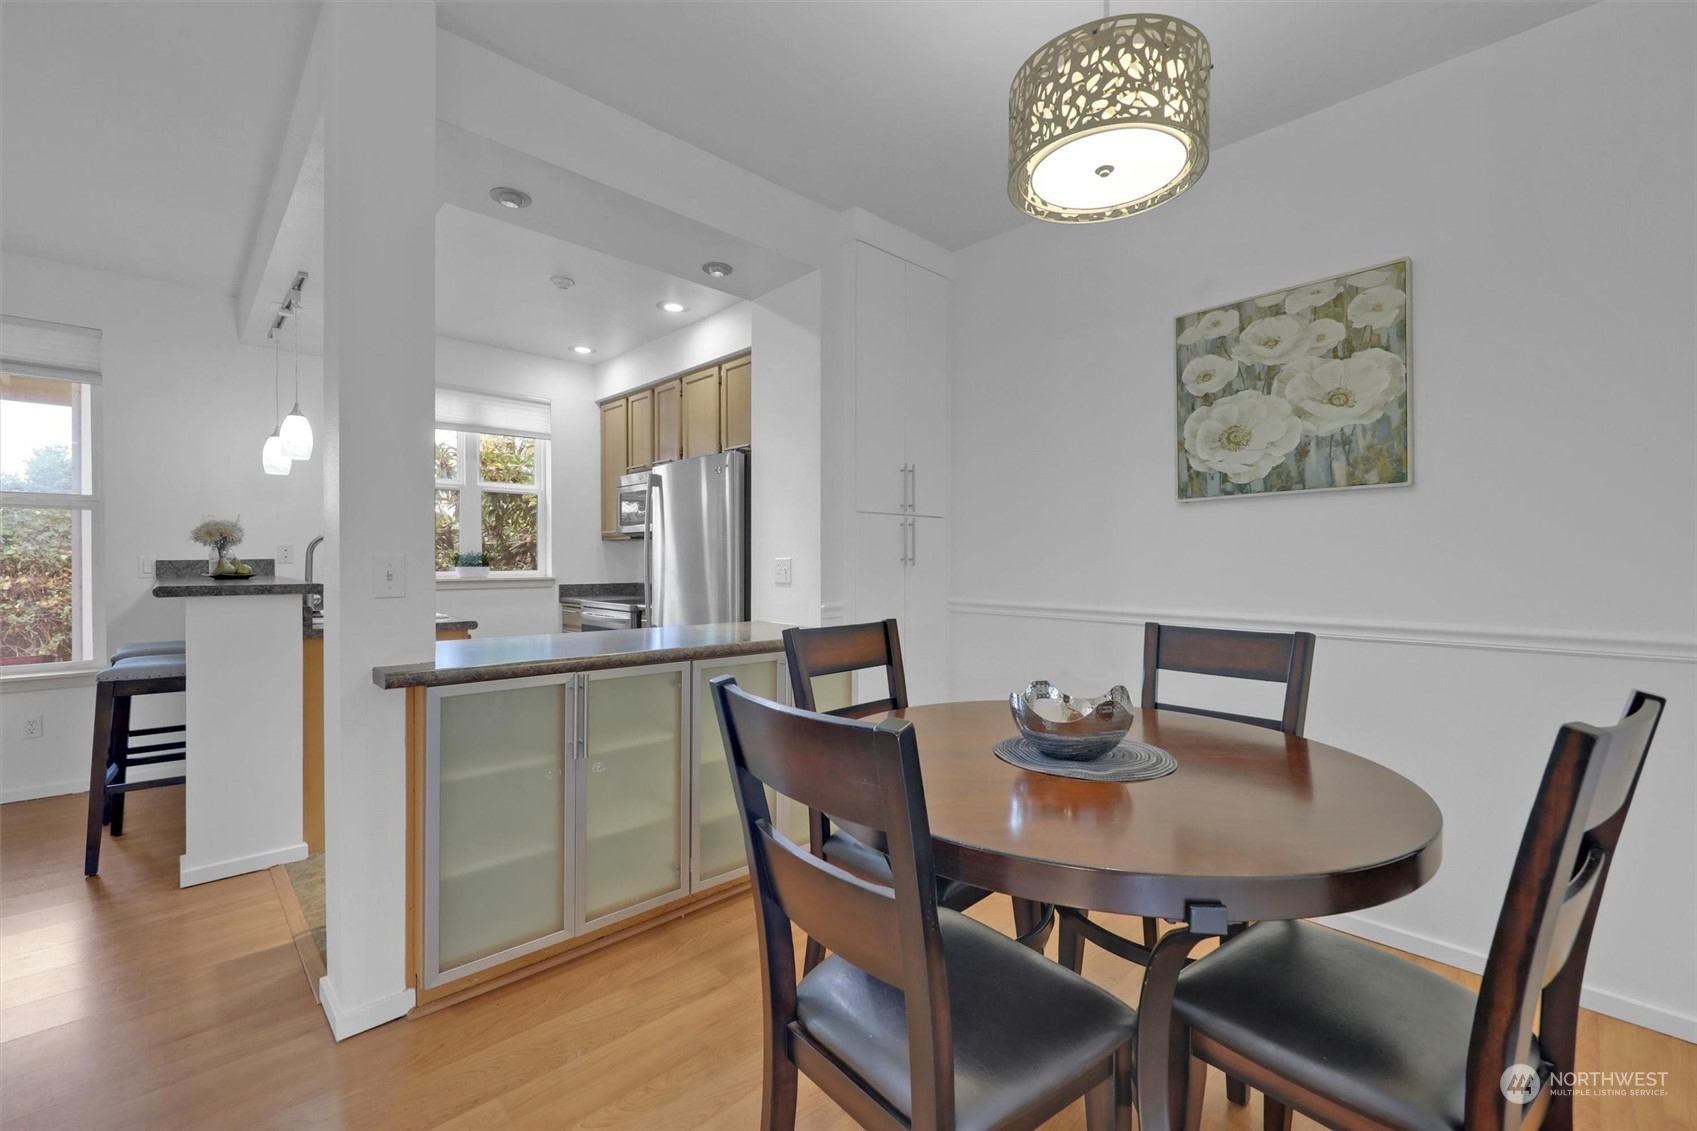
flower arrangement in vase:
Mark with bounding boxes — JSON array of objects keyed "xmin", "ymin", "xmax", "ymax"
[
  {"xmin": 455, "ymin": 551, "xmax": 489, "ymax": 580},
  {"xmin": 189, "ymin": 517, "xmax": 252, "ymax": 577}
]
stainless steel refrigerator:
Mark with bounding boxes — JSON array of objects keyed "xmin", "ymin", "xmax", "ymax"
[{"xmin": 644, "ymin": 450, "xmax": 749, "ymax": 626}]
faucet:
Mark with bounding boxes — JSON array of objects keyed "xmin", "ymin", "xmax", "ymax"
[{"xmin": 305, "ymin": 535, "xmax": 325, "ymax": 613}]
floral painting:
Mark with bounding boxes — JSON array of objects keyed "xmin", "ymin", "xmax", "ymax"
[{"xmin": 1175, "ymin": 259, "xmax": 1410, "ymax": 500}]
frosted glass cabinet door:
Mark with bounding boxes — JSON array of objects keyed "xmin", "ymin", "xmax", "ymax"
[
  {"xmin": 577, "ymin": 664, "xmax": 688, "ymax": 928},
  {"xmin": 429, "ymin": 679, "xmax": 568, "ymax": 984},
  {"xmin": 692, "ymin": 656, "xmax": 782, "ymax": 889}
]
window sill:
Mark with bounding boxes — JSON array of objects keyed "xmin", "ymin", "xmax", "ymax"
[
  {"xmin": 0, "ymin": 661, "xmax": 102, "ymax": 693},
  {"xmin": 435, "ymin": 575, "xmax": 556, "ymax": 592}
]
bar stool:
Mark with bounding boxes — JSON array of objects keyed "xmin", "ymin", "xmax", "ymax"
[
  {"xmin": 84, "ymin": 654, "xmax": 187, "ymax": 876},
  {"xmin": 109, "ymin": 640, "xmax": 184, "ymax": 663}
]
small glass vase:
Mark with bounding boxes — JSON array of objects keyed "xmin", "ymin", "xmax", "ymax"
[{"xmin": 208, "ymin": 547, "xmax": 235, "ymax": 577}]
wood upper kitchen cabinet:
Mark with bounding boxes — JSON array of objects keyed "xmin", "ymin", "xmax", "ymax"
[
  {"xmin": 681, "ymin": 365, "xmax": 721, "ymax": 458},
  {"xmin": 719, "ymin": 355, "xmax": 751, "ymax": 450},
  {"xmin": 600, "ymin": 399, "xmax": 629, "ymax": 537},
  {"xmin": 652, "ymin": 378, "xmax": 682, "ymax": 464},
  {"xmin": 626, "ymin": 387, "xmax": 654, "ymax": 471}
]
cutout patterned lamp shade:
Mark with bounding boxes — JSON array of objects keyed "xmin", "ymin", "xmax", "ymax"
[{"xmin": 1009, "ymin": 13, "xmax": 1211, "ymax": 223}]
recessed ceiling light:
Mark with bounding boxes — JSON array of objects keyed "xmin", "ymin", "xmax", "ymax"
[
  {"xmin": 549, "ymin": 275, "xmax": 575, "ymax": 290},
  {"xmin": 657, "ymin": 301, "xmax": 687, "ymax": 313},
  {"xmin": 572, "ymin": 345, "xmax": 596, "ymax": 355},
  {"xmin": 490, "ymin": 187, "xmax": 532, "ymax": 209},
  {"xmin": 701, "ymin": 261, "xmax": 733, "ymax": 279}
]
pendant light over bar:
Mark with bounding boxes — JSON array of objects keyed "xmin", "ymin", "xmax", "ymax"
[
  {"xmin": 268, "ymin": 270, "xmax": 314, "ymax": 462},
  {"xmin": 1008, "ymin": 10, "xmax": 1211, "ymax": 222}
]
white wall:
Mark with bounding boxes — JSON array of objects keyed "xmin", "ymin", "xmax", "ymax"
[
  {"xmin": 595, "ymin": 302, "xmax": 753, "ymax": 400},
  {"xmin": 433, "ymin": 335, "xmax": 611, "ymax": 637},
  {"xmin": 948, "ymin": 4, "xmax": 1696, "ymax": 1038},
  {"xmin": 750, "ymin": 273, "xmax": 823, "ymax": 626},
  {"xmin": 0, "ymin": 251, "xmax": 326, "ymax": 801}
]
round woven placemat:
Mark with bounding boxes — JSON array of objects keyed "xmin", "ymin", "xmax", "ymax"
[{"xmin": 992, "ymin": 735, "xmax": 1178, "ymax": 782}]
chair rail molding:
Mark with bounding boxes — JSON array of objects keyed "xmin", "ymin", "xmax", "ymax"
[{"xmin": 948, "ymin": 598, "xmax": 1696, "ymax": 666}]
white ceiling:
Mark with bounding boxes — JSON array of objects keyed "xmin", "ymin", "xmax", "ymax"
[
  {"xmin": 0, "ymin": 0, "xmax": 318, "ymax": 294},
  {"xmin": 434, "ymin": 204, "xmax": 744, "ymax": 362},
  {"xmin": 1, "ymin": 0, "xmax": 1590, "ymax": 359},
  {"xmin": 438, "ymin": 0, "xmax": 1590, "ymax": 251}
]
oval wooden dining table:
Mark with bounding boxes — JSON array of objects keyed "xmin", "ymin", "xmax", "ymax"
[{"xmin": 884, "ymin": 700, "xmax": 1444, "ymax": 1131}]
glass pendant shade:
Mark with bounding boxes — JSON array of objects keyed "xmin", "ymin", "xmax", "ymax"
[
  {"xmin": 1009, "ymin": 13, "xmax": 1211, "ymax": 223},
  {"xmin": 280, "ymin": 404, "xmax": 314, "ymax": 459},
  {"xmin": 262, "ymin": 429, "xmax": 292, "ymax": 475}
]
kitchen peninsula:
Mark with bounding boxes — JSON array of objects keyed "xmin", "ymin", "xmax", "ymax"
[
  {"xmin": 152, "ymin": 559, "xmax": 319, "ymax": 886},
  {"xmin": 373, "ymin": 622, "xmax": 832, "ymax": 1007}
]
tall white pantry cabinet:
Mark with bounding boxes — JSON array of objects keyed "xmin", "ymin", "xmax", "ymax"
[{"xmin": 846, "ymin": 240, "xmax": 951, "ymax": 705}]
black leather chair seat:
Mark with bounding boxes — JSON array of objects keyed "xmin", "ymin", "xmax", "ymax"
[
  {"xmin": 1175, "ymin": 921, "xmax": 1541, "ymax": 1131},
  {"xmin": 796, "ymin": 909, "xmax": 1137, "ymax": 1131},
  {"xmin": 823, "ymin": 830, "xmax": 989, "ymax": 912}
]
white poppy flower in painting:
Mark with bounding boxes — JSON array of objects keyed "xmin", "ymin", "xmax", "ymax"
[
  {"xmin": 1181, "ymin": 354, "xmax": 1239, "ymax": 397},
  {"xmin": 1182, "ymin": 390, "xmax": 1305, "ymax": 485},
  {"xmin": 1178, "ymin": 308, "xmax": 1238, "ymax": 345},
  {"xmin": 1230, "ymin": 315, "xmax": 1313, "ymax": 367},
  {"xmin": 1284, "ymin": 282, "xmax": 1341, "ymax": 315},
  {"xmin": 1306, "ymin": 318, "xmax": 1346, "ymax": 354},
  {"xmin": 1345, "ymin": 268, "xmax": 1390, "ymax": 289},
  {"xmin": 1347, "ymin": 285, "xmax": 1406, "ymax": 329},
  {"xmin": 1280, "ymin": 353, "xmax": 1407, "ymax": 436},
  {"xmin": 1269, "ymin": 356, "xmax": 1320, "ymax": 402},
  {"xmin": 1253, "ymin": 292, "xmax": 1286, "ymax": 308}
]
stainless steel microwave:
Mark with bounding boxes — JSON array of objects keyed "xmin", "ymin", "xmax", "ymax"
[{"xmin": 616, "ymin": 471, "xmax": 649, "ymax": 536}]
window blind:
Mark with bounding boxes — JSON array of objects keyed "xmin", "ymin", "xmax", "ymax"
[
  {"xmin": 435, "ymin": 386, "xmax": 551, "ymax": 439},
  {"xmin": 0, "ymin": 315, "xmax": 102, "ymax": 384}
]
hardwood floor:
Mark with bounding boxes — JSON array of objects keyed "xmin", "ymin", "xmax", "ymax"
[{"xmin": 4, "ymin": 789, "xmax": 1692, "ymax": 1130}]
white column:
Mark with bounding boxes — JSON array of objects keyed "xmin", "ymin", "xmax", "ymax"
[{"xmin": 318, "ymin": 0, "xmax": 435, "ymax": 1040}]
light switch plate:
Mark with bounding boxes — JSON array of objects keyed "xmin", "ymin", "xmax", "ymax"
[
  {"xmin": 278, "ymin": 543, "xmax": 295, "ymax": 565},
  {"xmin": 138, "ymin": 556, "xmax": 154, "ymax": 578},
  {"xmin": 374, "ymin": 553, "xmax": 406, "ymax": 598},
  {"xmin": 774, "ymin": 557, "xmax": 792, "ymax": 586}
]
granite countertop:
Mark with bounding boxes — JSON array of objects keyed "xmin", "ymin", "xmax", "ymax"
[
  {"xmin": 304, "ymin": 616, "xmax": 479, "ymax": 641},
  {"xmin": 152, "ymin": 559, "xmax": 322, "ymax": 599},
  {"xmin": 559, "ymin": 582, "xmax": 644, "ymax": 602},
  {"xmin": 374, "ymin": 621, "xmax": 791, "ymax": 689}
]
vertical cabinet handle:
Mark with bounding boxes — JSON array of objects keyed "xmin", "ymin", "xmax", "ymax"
[{"xmin": 910, "ymin": 464, "xmax": 917, "ymax": 514}]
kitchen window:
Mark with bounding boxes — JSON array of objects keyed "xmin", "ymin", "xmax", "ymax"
[
  {"xmin": 434, "ymin": 387, "xmax": 551, "ymax": 576},
  {"xmin": 0, "ymin": 316, "xmax": 101, "ymax": 669}
]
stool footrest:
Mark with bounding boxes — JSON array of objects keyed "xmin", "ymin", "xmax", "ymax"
[
  {"xmin": 125, "ymin": 752, "xmax": 186, "ymax": 767},
  {"xmin": 129, "ymin": 724, "xmax": 186, "ymax": 738},
  {"xmin": 124, "ymin": 741, "xmax": 186, "ymax": 757},
  {"xmin": 107, "ymin": 777, "xmax": 185, "ymax": 795}
]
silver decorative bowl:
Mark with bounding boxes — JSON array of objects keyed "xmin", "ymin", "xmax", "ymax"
[{"xmin": 1008, "ymin": 681, "xmax": 1135, "ymax": 760}]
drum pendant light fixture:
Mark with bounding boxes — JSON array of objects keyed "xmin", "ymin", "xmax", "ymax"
[{"xmin": 1009, "ymin": 9, "xmax": 1211, "ymax": 223}]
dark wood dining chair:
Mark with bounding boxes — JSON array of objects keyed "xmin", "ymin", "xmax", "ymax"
[
  {"xmin": 1058, "ymin": 621, "xmax": 1316, "ymax": 1106},
  {"xmin": 1141, "ymin": 690, "xmax": 1665, "ymax": 1131},
  {"xmin": 710, "ymin": 674, "xmax": 1139, "ymax": 1131},
  {"xmin": 784, "ymin": 621, "xmax": 1052, "ymax": 969}
]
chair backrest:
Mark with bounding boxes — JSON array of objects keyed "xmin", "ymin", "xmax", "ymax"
[
  {"xmin": 784, "ymin": 620, "xmax": 909, "ymax": 719},
  {"xmin": 710, "ymin": 675, "xmax": 956, "ymax": 1127},
  {"xmin": 1142, "ymin": 622, "xmax": 1316, "ymax": 736},
  {"xmin": 1465, "ymin": 690, "xmax": 1666, "ymax": 1130}
]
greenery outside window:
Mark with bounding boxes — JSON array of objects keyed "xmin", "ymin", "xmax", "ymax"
[
  {"xmin": 1, "ymin": 316, "xmax": 102, "ymax": 668},
  {"xmin": 434, "ymin": 387, "xmax": 551, "ymax": 577}
]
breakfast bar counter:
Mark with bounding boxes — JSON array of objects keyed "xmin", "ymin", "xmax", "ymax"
[{"xmin": 371, "ymin": 620, "xmax": 792, "ymax": 689}]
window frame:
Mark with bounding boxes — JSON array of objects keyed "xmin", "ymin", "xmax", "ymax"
[
  {"xmin": 433, "ymin": 427, "xmax": 549, "ymax": 578},
  {"xmin": 0, "ymin": 374, "xmax": 100, "ymax": 674}
]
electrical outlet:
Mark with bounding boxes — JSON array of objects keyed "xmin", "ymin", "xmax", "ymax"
[
  {"xmin": 21, "ymin": 714, "xmax": 43, "ymax": 740},
  {"xmin": 278, "ymin": 543, "xmax": 295, "ymax": 565},
  {"xmin": 138, "ymin": 556, "xmax": 154, "ymax": 578},
  {"xmin": 374, "ymin": 553, "xmax": 406, "ymax": 598},
  {"xmin": 774, "ymin": 557, "xmax": 792, "ymax": 586}
]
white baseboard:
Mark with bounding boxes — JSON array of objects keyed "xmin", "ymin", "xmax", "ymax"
[
  {"xmin": 318, "ymin": 975, "xmax": 416, "ymax": 1041},
  {"xmin": 1, "ymin": 778, "xmax": 85, "ymax": 804},
  {"xmin": 1323, "ymin": 912, "xmax": 1697, "ymax": 1042},
  {"xmin": 178, "ymin": 841, "xmax": 309, "ymax": 888}
]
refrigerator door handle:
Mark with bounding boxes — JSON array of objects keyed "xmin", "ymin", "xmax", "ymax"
[{"xmin": 645, "ymin": 473, "xmax": 663, "ymax": 624}]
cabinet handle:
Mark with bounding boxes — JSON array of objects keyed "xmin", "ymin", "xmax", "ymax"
[
  {"xmin": 910, "ymin": 464, "xmax": 918, "ymax": 513},
  {"xmin": 909, "ymin": 517, "xmax": 917, "ymax": 566},
  {"xmin": 898, "ymin": 517, "xmax": 907, "ymax": 565}
]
